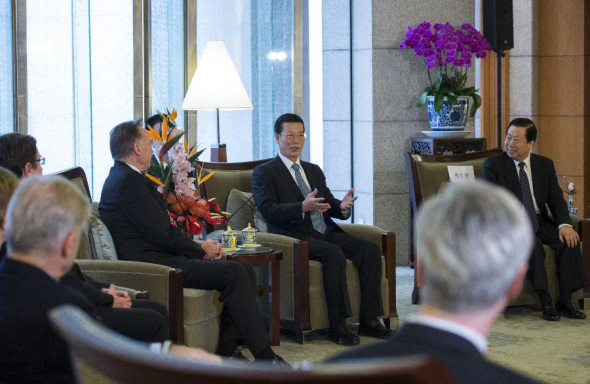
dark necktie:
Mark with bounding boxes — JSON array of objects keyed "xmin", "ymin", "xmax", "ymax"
[
  {"xmin": 518, "ymin": 162, "xmax": 539, "ymax": 232},
  {"xmin": 292, "ymin": 163, "xmax": 326, "ymax": 234}
]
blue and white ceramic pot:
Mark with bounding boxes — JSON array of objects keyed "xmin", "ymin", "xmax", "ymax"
[{"xmin": 427, "ymin": 96, "xmax": 469, "ymax": 131}]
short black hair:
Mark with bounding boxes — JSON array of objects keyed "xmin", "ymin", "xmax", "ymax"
[
  {"xmin": 507, "ymin": 118, "xmax": 537, "ymax": 143},
  {"xmin": 0, "ymin": 133, "xmax": 39, "ymax": 178},
  {"xmin": 274, "ymin": 113, "xmax": 305, "ymax": 135},
  {"xmin": 109, "ymin": 120, "xmax": 143, "ymax": 160},
  {"xmin": 145, "ymin": 113, "xmax": 163, "ymax": 131}
]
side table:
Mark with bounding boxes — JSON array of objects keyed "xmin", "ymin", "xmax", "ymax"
[
  {"xmin": 227, "ymin": 250, "xmax": 283, "ymax": 346},
  {"xmin": 410, "ymin": 137, "xmax": 487, "ymax": 155}
]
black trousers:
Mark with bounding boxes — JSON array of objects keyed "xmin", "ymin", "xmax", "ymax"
[
  {"xmin": 306, "ymin": 227, "xmax": 383, "ymax": 329},
  {"xmin": 182, "ymin": 259, "xmax": 270, "ymax": 356},
  {"xmin": 528, "ymin": 215, "xmax": 587, "ymax": 301},
  {"xmin": 97, "ymin": 299, "xmax": 169, "ymax": 342}
]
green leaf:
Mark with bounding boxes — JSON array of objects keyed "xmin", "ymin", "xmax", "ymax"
[
  {"xmin": 470, "ymin": 93, "xmax": 482, "ymax": 118},
  {"xmin": 187, "ymin": 147, "xmax": 206, "ymax": 163},
  {"xmin": 434, "ymin": 93, "xmax": 444, "ymax": 113},
  {"xmin": 416, "ymin": 91, "xmax": 429, "ymax": 107}
]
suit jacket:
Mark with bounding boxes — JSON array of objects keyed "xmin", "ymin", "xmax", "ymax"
[
  {"xmin": 0, "ymin": 258, "xmax": 96, "ymax": 384},
  {"xmin": 328, "ymin": 323, "xmax": 537, "ymax": 384},
  {"xmin": 252, "ymin": 156, "xmax": 347, "ymax": 239},
  {"xmin": 61, "ymin": 263, "xmax": 114, "ymax": 307},
  {"xmin": 99, "ymin": 161, "xmax": 205, "ymax": 271},
  {"xmin": 481, "ymin": 152, "xmax": 571, "ymax": 227}
]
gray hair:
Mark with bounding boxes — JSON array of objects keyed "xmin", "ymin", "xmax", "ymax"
[
  {"xmin": 5, "ymin": 176, "xmax": 90, "ymax": 256},
  {"xmin": 416, "ymin": 181, "xmax": 532, "ymax": 313}
]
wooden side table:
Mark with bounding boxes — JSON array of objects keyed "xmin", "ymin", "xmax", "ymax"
[
  {"xmin": 410, "ymin": 137, "xmax": 487, "ymax": 155},
  {"xmin": 227, "ymin": 250, "xmax": 283, "ymax": 346}
]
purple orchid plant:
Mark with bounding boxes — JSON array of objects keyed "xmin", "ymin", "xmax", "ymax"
[{"xmin": 399, "ymin": 22, "xmax": 492, "ymax": 117}]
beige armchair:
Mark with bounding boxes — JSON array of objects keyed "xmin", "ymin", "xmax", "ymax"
[
  {"xmin": 55, "ymin": 167, "xmax": 223, "ymax": 351},
  {"xmin": 405, "ymin": 150, "xmax": 590, "ymax": 307},
  {"xmin": 197, "ymin": 160, "xmax": 397, "ymax": 343}
]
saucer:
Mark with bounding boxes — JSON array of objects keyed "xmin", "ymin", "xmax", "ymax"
[
  {"xmin": 421, "ymin": 130, "xmax": 472, "ymax": 139},
  {"xmin": 238, "ymin": 244, "xmax": 262, "ymax": 248}
]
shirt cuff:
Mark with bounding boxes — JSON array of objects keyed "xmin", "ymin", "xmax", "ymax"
[
  {"xmin": 341, "ymin": 209, "xmax": 351, "ymax": 219},
  {"xmin": 558, "ymin": 224, "xmax": 573, "ymax": 230},
  {"xmin": 149, "ymin": 340, "xmax": 172, "ymax": 354}
]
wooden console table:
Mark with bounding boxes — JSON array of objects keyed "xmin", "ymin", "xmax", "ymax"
[{"xmin": 410, "ymin": 137, "xmax": 487, "ymax": 155}]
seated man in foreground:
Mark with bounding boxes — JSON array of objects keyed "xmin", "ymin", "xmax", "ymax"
[
  {"xmin": 328, "ymin": 181, "xmax": 538, "ymax": 383},
  {"xmin": 481, "ymin": 118, "xmax": 586, "ymax": 321},
  {"xmin": 99, "ymin": 120, "xmax": 286, "ymax": 364},
  {"xmin": 0, "ymin": 176, "xmax": 219, "ymax": 383},
  {"xmin": 0, "ymin": 132, "xmax": 170, "ymax": 342}
]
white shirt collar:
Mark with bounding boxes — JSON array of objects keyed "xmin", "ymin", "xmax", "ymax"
[
  {"xmin": 278, "ymin": 152, "xmax": 301, "ymax": 170},
  {"xmin": 512, "ymin": 153, "xmax": 531, "ymax": 169},
  {"xmin": 408, "ymin": 314, "xmax": 488, "ymax": 354},
  {"xmin": 124, "ymin": 162, "xmax": 142, "ymax": 174}
]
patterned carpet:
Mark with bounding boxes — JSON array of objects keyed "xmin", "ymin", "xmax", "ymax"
[{"xmin": 258, "ymin": 267, "xmax": 590, "ymax": 383}]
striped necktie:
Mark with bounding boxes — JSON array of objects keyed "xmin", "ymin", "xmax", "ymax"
[
  {"xmin": 518, "ymin": 162, "xmax": 539, "ymax": 232},
  {"xmin": 292, "ymin": 163, "xmax": 326, "ymax": 234}
]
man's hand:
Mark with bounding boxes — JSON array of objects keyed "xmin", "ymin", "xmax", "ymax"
[
  {"xmin": 559, "ymin": 226, "xmax": 579, "ymax": 248},
  {"xmin": 302, "ymin": 188, "xmax": 331, "ymax": 213},
  {"xmin": 169, "ymin": 344, "xmax": 222, "ymax": 364},
  {"xmin": 202, "ymin": 239, "xmax": 224, "ymax": 260},
  {"xmin": 106, "ymin": 284, "xmax": 132, "ymax": 308},
  {"xmin": 339, "ymin": 188, "xmax": 358, "ymax": 212}
]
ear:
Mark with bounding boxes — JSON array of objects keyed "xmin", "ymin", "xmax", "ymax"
[
  {"xmin": 506, "ymin": 262, "xmax": 528, "ymax": 300},
  {"xmin": 61, "ymin": 229, "xmax": 81, "ymax": 262},
  {"xmin": 21, "ymin": 162, "xmax": 34, "ymax": 178},
  {"xmin": 274, "ymin": 133, "xmax": 280, "ymax": 144}
]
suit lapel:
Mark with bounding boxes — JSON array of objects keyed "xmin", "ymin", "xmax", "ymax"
[
  {"xmin": 529, "ymin": 154, "xmax": 545, "ymax": 207},
  {"xmin": 273, "ymin": 156, "xmax": 305, "ymax": 201},
  {"xmin": 301, "ymin": 161, "xmax": 317, "ymax": 191},
  {"xmin": 502, "ymin": 153, "xmax": 523, "ymax": 200}
]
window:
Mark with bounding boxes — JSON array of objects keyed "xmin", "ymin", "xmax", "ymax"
[
  {"xmin": 26, "ymin": 0, "xmax": 133, "ymax": 199},
  {"xmin": 0, "ymin": 0, "xmax": 13, "ymax": 133},
  {"xmin": 195, "ymin": 0, "xmax": 294, "ymax": 161}
]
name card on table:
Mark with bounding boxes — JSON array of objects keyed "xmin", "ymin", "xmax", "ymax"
[{"xmin": 447, "ymin": 166, "xmax": 475, "ymax": 182}]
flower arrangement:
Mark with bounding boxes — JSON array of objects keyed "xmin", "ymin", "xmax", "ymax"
[
  {"xmin": 145, "ymin": 109, "xmax": 227, "ymax": 236},
  {"xmin": 562, "ymin": 175, "xmax": 578, "ymax": 196},
  {"xmin": 399, "ymin": 21, "xmax": 492, "ymax": 117}
]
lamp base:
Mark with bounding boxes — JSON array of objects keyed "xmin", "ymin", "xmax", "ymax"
[{"xmin": 210, "ymin": 143, "xmax": 227, "ymax": 162}]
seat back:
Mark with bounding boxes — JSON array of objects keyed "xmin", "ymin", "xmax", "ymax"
[
  {"xmin": 406, "ymin": 149, "xmax": 503, "ymax": 210},
  {"xmin": 196, "ymin": 159, "xmax": 272, "ymax": 231},
  {"xmin": 50, "ymin": 305, "xmax": 453, "ymax": 384}
]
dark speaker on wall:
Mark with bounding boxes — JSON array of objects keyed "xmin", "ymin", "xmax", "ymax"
[{"xmin": 483, "ymin": 0, "xmax": 514, "ymax": 52}]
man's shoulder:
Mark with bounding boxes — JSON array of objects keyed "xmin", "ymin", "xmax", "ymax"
[
  {"xmin": 484, "ymin": 152, "xmax": 508, "ymax": 166},
  {"xmin": 530, "ymin": 153, "xmax": 554, "ymax": 167}
]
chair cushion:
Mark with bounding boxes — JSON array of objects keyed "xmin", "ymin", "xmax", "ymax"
[
  {"xmin": 88, "ymin": 203, "xmax": 118, "ymax": 260},
  {"xmin": 225, "ymin": 189, "xmax": 268, "ymax": 232}
]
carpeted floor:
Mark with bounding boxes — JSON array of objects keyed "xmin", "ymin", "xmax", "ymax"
[{"xmin": 260, "ymin": 267, "xmax": 590, "ymax": 383}]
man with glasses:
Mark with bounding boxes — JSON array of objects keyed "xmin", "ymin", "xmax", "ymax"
[
  {"xmin": 252, "ymin": 113, "xmax": 389, "ymax": 346},
  {"xmin": 0, "ymin": 132, "xmax": 170, "ymax": 343},
  {"xmin": 0, "ymin": 133, "xmax": 44, "ymax": 178}
]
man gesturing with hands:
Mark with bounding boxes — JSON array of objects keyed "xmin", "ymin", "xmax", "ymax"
[{"xmin": 253, "ymin": 113, "xmax": 389, "ymax": 346}]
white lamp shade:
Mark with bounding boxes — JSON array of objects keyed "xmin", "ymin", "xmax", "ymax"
[{"xmin": 182, "ymin": 41, "xmax": 253, "ymax": 110}]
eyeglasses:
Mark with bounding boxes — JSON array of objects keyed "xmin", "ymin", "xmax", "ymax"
[
  {"xmin": 280, "ymin": 133, "xmax": 307, "ymax": 141},
  {"xmin": 34, "ymin": 157, "xmax": 45, "ymax": 165}
]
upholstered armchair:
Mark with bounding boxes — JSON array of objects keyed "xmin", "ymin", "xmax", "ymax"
[
  {"xmin": 197, "ymin": 159, "xmax": 397, "ymax": 343},
  {"xmin": 405, "ymin": 150, "xmax": 590, "ymax": 307},
  {"xmin": 55, "ymin": 167, "xmax": 223, "ymax": 351}
]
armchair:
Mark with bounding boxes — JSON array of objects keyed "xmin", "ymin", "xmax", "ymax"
[
  {"xmin": 55, "ymin": 167, "xmax": 223, "ymax": 351},
  {"xmin": 405, "ymin": 150, "xmax": 590, "ymax": 307},
  {"xmin": 197, "ymin": 160, "xmax": 397, "ymax": 343},
  {"xmin": 51, "ymin": 305, "xmax": 452, "ymax": 384}
]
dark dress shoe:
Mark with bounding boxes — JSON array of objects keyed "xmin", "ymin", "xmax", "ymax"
[
  {"xmin": 556, "ymin": 300, "xmax": 587, "ymax": 319},
  {"xmin": 329, "ymin": 324, "xmax": 360, "ymax": 346},
  {"xmin": 540, "ymin": 300, "xmax": 560, "ymax": 321},
  {"xmin": 228, "ymin": 349, "xmax": 249, "ymax": 361},
  {"xmin": 358, "ymin": 319, "xmax": 392, "ymax": 339},
  {"xmin": 269, "ymin": 355, "xmax": 291, "ymax": 369}
]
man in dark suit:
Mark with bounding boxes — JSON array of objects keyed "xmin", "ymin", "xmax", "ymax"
[
  {"xmin": 481, "ymin": 118, "xmax": 586, "ymax": 321},
  {"xmin": 0, "ymin": 176, "xmax": 220, "ymax": 383},
  {"xmin": 329, "ymin": 182, "xmax": 538, "ymax": 384},
  {"xmin": 99, "ymin": 120, "xmax": 286, "ymax": 364},
  {"xmin": 0, "ymin": 132, "xmax": 170, "ymax": 342},
  {"xmin": 252, "ymin": 113, "xmax": 389, "ymax": 346}
]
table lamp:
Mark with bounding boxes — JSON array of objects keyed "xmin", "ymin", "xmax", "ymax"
[{"xmin": 182, "ymin": 40, "xmax": 253, "ymax": 162}]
